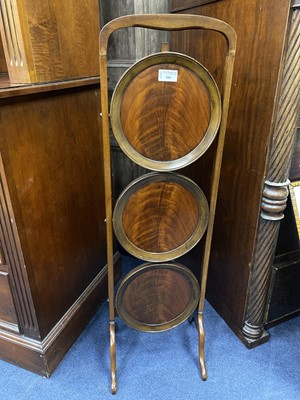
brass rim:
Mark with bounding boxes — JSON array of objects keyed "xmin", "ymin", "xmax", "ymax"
[
  {"xmin": 110, "ymin": 51, "xmax": 221, "ymax": 171},
  {"xmin": 113, "ymin": 172, "xmax": 209, "ymax": 262},
  {"xmin": 115, "ymin": 262, "xmax": 200, "ymax": 332}
]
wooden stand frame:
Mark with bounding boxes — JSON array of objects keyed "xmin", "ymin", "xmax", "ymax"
[{"xmin": 99, "ymin": 14, "xmax": 236, "ymax": 394}]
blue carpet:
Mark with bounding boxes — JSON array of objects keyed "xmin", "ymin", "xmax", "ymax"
[{"xmin": 1, "ymin": 273, "xmax": 300, "ymax": 399}]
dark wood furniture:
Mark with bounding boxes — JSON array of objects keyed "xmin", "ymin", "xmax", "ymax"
[
  {"xmin": 0, "ymin": 78, "xmax": 114, "ymax": 376},
  {"xmin": 171, "ymin": 0, "xmax": 300, "ymax": 347},
  {"xmin": 0, "ymin": 0, "xmax": 119, "ymax": 376}
]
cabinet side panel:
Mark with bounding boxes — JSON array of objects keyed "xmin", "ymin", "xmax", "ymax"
[{"xmin": 0, "ymin": 86, "xmax": 107, "ymax": 338}]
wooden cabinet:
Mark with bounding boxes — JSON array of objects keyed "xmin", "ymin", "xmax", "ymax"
[
  {"xmin": 0, "ymin": 0, "xmax": 118, "ymax": 376},
  {"xmin": 0, "ymin": 0, "xmax": 100, "ymax": 83},
  {"xmin": 171, "ymin": 0, "xmax": 300, "ymax": 347},
  {"xmin": 0, "ymin": 79, "xmax": 115, "ymax": 376}
]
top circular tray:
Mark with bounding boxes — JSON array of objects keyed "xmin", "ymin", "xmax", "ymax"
[{"xmin": 110, "ymin": 51, "xmax": 221, "ymax": 171}]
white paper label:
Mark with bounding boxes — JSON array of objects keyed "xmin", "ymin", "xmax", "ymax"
[{"xmin": 158, "ymin": 69, "xmax": 178, "ymax": 82}]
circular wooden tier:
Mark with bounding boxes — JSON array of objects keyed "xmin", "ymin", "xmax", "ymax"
[
  {"xmin": 113, "ymin": 172, "xmax": 209, "ymax": 262},
  {"xmin": 116, "ymin": 262, "xmax": 200, "ymax": 332},
  {"xmin": 110, "ymin": 51, "xmax": 221, "ymax": 171}
]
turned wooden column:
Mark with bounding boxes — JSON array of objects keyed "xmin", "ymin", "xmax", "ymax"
[{"xmin": 242, "ymin": 3, "xmax": 300, "ymax": 344}]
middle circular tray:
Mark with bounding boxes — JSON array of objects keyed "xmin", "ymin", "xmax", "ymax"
[{"xmin": 113, "ymin": 172, "xmax": 209, "ymax": 262}]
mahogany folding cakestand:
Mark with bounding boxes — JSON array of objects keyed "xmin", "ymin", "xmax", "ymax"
[{"xmin": 99, "ymin": 14, "xmax": 236, "ymax": 394}]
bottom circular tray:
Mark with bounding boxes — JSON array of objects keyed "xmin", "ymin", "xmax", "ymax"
[{"xmin": 115, "ymin": 262, "xmax": 200, "ymax": 332}]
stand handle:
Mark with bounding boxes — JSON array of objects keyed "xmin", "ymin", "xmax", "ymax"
[{"xmin": 100, "ymin": 14, "xmax": 236, "ymax": 56}]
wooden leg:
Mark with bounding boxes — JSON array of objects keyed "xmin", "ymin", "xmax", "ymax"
[
  {"xmin": 109, "ymin": 321, "xmax": 117, "ymax": 394},
  {"xmin": 197, "ymin": 312, "xmax": 207, "ymax": 381}
]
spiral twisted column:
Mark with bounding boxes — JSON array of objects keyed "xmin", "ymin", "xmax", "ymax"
[{"xmin": 242, "ymin": 4, "xmax": 300, "ymax": 345}]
